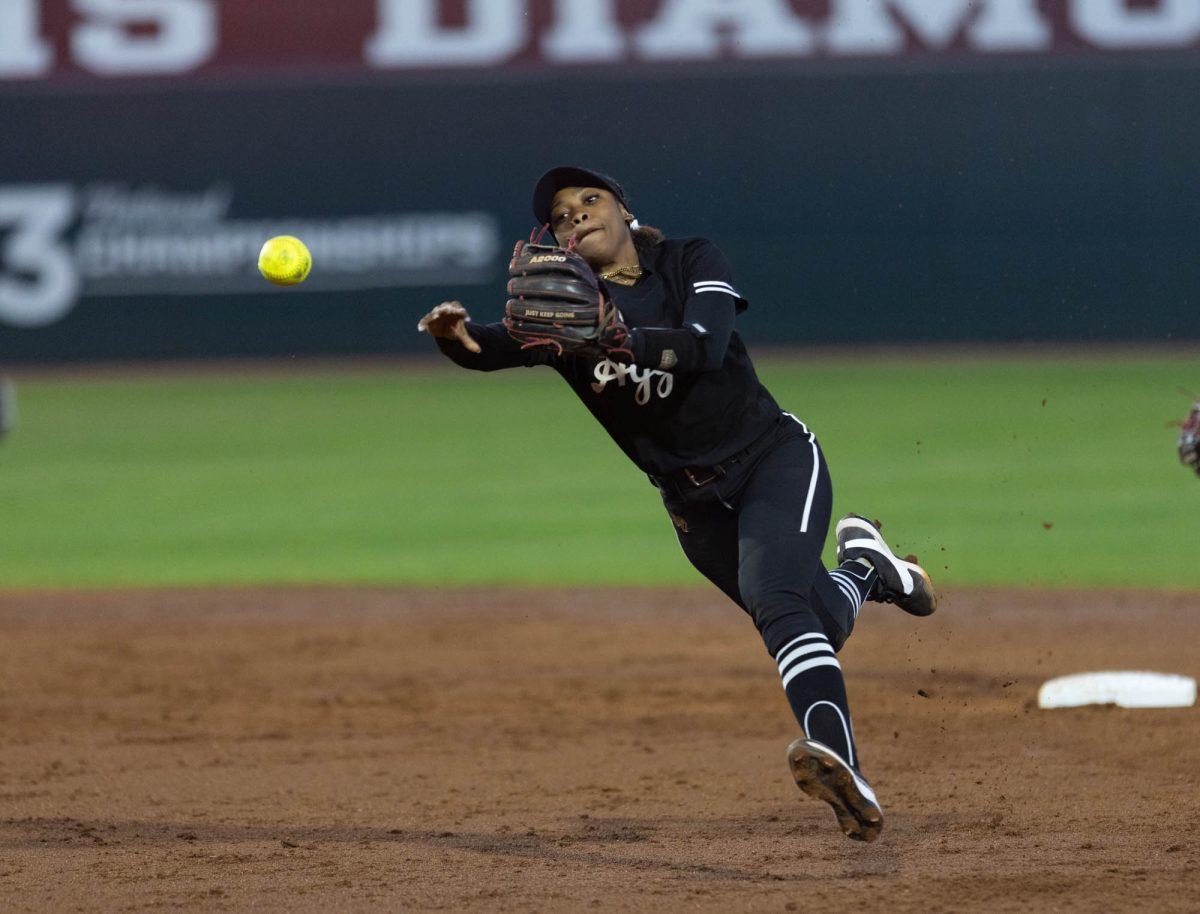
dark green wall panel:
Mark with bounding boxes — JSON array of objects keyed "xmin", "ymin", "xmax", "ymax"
[{"xmin": 1, "ymin": 60, "xmax": 1196, "ymax": 361}]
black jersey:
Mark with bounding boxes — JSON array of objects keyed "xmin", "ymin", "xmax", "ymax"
[{"xmin": 436, "ymin": 237, "xmax": 783, "ymax": 476}]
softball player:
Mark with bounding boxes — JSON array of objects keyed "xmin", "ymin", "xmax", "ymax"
[{"xmin": 418, "ymin": 166, "xmax": 936, "ymax": 842}]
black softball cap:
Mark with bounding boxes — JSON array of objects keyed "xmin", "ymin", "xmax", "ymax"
[{"xmin": 532, "ymin": 166, "xmax": 628, "ymax": 226}]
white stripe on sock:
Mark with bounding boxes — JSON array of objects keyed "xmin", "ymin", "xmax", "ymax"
[
  {"xmin": 828, "ymin": 575, "xmax": 861, "ymax": 616},
  {"xmin": 774, "ymin": 632, "xmax": 828, "ymax": 661},
  {"xmin": 830, "ymin": 582, "xmax": 859, "ymax": 618},
  {"xmin": 828, "ymin": 570, "xmax": 864, "ymax": 600},
  {"xmin": 827, "ymin": 569, "xmax": 859, "ymax": 590},
  {"xmin": 781, "ymin": 655, "xmax": 841, "ymax": 690},
  {"xmin": 777, "ymin": 640, "xmax": 836, "ymax": 675},
  {"xmin": 829, "ymin": 578, "xmax": 859, "ymax": 610}
]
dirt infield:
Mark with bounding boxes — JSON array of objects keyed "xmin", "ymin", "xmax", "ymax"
[{"xmin": 2, "ymin": 587, "xmax": 1197, "ymax": 913}]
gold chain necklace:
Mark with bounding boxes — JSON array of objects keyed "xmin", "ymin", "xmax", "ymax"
[{"xmin": 598, "ymin": 264, "xmax": 644, "ymax": 285}]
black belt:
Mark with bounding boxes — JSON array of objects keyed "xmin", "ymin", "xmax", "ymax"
[{"xmin": 649, "ymin": 418, "xmax": 782, "ymax": 495}]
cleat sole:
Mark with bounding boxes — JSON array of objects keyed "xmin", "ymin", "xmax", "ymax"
[{"xmin": 787, "ymin": 738, "xmax": 883, "ymax": 843}]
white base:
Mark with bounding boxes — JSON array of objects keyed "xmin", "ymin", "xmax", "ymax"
[{"xmin": 1038, "ymin": 671, "xmax": 1196, "ymax": 709}]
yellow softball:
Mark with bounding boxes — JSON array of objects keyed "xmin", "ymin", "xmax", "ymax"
[{"xmin": 257, "ymin": 235, "xmax": 312, "ymax": 286}]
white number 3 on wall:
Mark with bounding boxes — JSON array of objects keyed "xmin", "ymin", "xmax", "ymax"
[{"xmin": 0, "ymin": 185, "xmax": 81, "ymax": 328}]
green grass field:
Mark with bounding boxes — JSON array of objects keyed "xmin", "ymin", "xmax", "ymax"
[{"xmin": 1, "ymin": 352, "xmax": 1196, "ymax": 590}]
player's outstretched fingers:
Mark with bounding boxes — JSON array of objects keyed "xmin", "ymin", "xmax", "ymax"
[
  {"xmin": 418, "ymin": 301, "xmax": 457, "ymax": 332},
  {"xmin": 418, "ymin": 302, "xmax": 479, "ymax": 352}
]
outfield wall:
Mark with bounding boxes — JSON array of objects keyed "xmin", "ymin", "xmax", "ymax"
[{"xmin": 1, "ymin": 2, "xmax": 1197, "ymax": 361}]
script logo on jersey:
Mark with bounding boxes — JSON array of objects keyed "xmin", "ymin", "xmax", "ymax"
[{"xmin": 591, "ymin": 357, "xmax": 674, "ymax": 405}]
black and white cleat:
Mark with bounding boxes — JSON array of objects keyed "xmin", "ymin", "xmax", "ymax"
[
  {"xmin": 787, "ymin": 737, "xmax": 883, "ymax": 843},
  {"xmin": 835, "ymin": 514, "xmax": 937, "ymax": 617}
]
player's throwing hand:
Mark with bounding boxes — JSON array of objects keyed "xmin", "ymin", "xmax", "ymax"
[{"xmin": 417, "ymin": 301, "xmax": 481, "ymax": 353}]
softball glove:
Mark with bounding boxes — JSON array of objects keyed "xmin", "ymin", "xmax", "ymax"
[{"xmin": 503, "ymin": 241, "xmax": 632, "ymax": 360}]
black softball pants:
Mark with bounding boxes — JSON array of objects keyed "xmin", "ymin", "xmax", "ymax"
[{"xmin": 661, "ymin": 419, "xmax": 855, "ymax": 657}]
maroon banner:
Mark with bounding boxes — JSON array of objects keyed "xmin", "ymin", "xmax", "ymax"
[{"xmin": 3, "ymin": 0, "xmax": 1200, "ymax": 82}]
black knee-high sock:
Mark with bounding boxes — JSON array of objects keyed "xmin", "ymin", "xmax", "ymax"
[{"xmin": 774, "ymin": 632, "xmax": 860, "ymax": 770}]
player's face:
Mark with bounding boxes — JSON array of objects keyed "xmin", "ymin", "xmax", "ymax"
[{"xmin": 549, "ymin": 186, "xmax": 632, "ymax": 266}]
